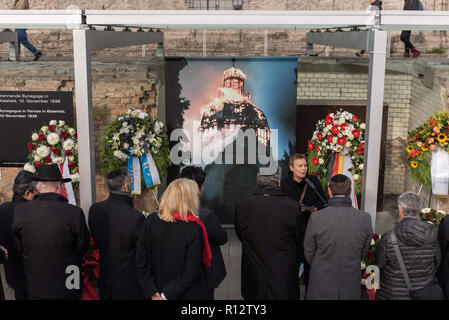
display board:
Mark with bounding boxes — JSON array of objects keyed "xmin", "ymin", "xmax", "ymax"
[{"xmin": 0, "ymin": 91, "xmax": 74, "ymax": 166}]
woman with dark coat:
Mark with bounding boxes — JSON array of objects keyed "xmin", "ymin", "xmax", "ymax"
[
  {"xmin": 437, "ymin": 215, "xmax": 449, "ymax": 299},
  {"xmin": 179, "ymin": 166, "xmax": 228, "ymax": 300},
  {"xmin": 0, "ymin": 170, "xmax": 38, "ymax": 300},
  {"xmin": 136, "ymin": 178, "xmax": 209, "ymax": 300},
  {"xmin": 375, "ymin": 192, "xmax": 441, "ymax": 300}
]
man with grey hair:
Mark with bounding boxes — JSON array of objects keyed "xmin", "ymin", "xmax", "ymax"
[
  {"xmin": 88, "ymin": 167, "xmax": 145, "ymax": 300},
  {"xmin": 375, "ymin": 191, "xmax": 441, "ymax": 299},
  {"xmin": 234, "ymin": 166, "xmax": 306, "ymax": 299}
]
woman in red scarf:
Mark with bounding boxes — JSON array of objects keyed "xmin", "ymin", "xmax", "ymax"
[{"xmin": 136, "ymin": 178, "xmax": 210, "ymax": 300}]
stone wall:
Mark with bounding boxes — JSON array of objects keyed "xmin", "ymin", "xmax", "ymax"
[
  {"xmin": 1, "ymin": 0, "xmax": 449, "ymax": 60},
  {"xmin": 0, "ymin": 58, "xmax": 164, "ymax": 212}
]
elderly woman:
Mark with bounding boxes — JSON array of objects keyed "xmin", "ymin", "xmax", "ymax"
[
  {"xmin": 0, "ymin": 170, "xmax": 38, "ymax": 300},
  {"xmin": 374, "ymin": 192, "xmax": 441, "ymax": 300},
  {"xmin": 136, "ymin": 178, "xmax": 210, "ymax": 300}
]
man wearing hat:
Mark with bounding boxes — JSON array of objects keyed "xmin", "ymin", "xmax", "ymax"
[
  {"xmin": 88, "ymin": 167, "xmax": 145, "ymax": 300},
  {"xmin": 12, "ymin": 164, "xmax": 90, "ymax": 300},
  {"xmin": 0, "ymin": 170, "xmax": 38, "ymax": 300}
]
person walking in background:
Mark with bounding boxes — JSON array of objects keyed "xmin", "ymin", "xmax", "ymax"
[
  {"xmin": 400, "ymin": 0, "xmax": 421, "ymax": 58},
  {"xmin": 235, "ymin": 167, "xmax": 305, "ymax": 300},
  {"xmin": 437, "ymin": 214, "xmax": 449, "ymax": 299},
  {"xmin": 13, "ymin": 0, "xmax": 42, "ymax": 61},
  {"xmin": 304, "ymin": 174, "xmax": 372, "ymax": 300},
  {"xmin": 375, "ymin": 192, "xmax": 441, "ymax": 300},
  {"xmin": 88, "ymin": 167, "xmax": 145, "ymax": 300},
  {"xmin": 136, "ymin": 178, "xmax": 209, "ymax": 300},
  {"xmin": 281, "ymin": 153, "xmax": 327, "ymax": 291},
  {"xmin": 0, "ymin": 170, "xmax": 38, "ymax": 300},
  {"xmin": 355, "ymin": 0, "xmax": 382, "ymax": 57},
  {"xmin": 12, "ymin": 164, "xmax": 90, "ymax": 300},
  {"xmin": 179, "ymin": 166, "xmax": 228, "ymax": 300}
]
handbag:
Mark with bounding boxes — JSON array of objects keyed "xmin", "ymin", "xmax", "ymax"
[{"xmin": 391, "ymin": 230, "xmax": 444, "ymax": 300}]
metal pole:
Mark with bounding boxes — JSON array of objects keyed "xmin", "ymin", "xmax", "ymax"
[
  {"xmin": 361, "ymin": 28, "xmax": 388, "ymax": 232},
  {"xmin": 73, "ymin": 29, "xmax": 96, "ymax": 219}
]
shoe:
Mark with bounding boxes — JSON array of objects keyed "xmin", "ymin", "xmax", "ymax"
[
  {"xmin": 355, "ymin": 52, "xmax": 362, "ymax": 57},
  {"xmin": 33, "ymin": 52, "xmax": 42, "ymax": 61},
  {"xmin": 403, "ymin": 52, "xmax": 410, "ymax": 58},
  {"xmin": 411, "ymin": 48, "xmax": 421, "ymax": 58}
]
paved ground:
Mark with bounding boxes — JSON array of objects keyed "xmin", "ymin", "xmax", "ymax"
[{"xmin": 0, "ymin": 211, "xmax": 397, "ymax": 300}]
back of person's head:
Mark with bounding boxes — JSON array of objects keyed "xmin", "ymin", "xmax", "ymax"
[
  {"xmin": 398, "ymin": 191, "xmax": 422, "ymax": 217},
  {"xmin": 328, "ymin": 174, "xmax": 351, "ymax": 197},
  {"xmin": 158, "ymin": 178, "xmax": 199, "ymax": 222},
  {"xmin": 256, "ymin": 166, "xmax": 282, "ymax": 190},
  {"xmin": 106, "ymin": 167, "xmax": 128, "ymax": 192},
  {"xmin": 179, "ymin": 166, "xmax": 206, "ymax": 189},
  {"xmin": 12, "ymin": 170, "xmax": 37, "ymax": 201}
]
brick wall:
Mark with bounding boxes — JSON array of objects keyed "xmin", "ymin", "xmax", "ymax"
[
  {"xmin": 297, "ymin": 58, "xmax": 413, "ymax": 195},
  {"xmin": 0, "ymin": 59, "xmax": 163, "ymax": 212},
  {"xmin": 1, "ymin": 0, "xmax": 449, "ymax": 59}
]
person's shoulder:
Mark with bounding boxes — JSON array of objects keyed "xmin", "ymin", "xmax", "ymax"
[{"xmin": 0, "ymin": 200, "xmax": 14, "ymax": 211}]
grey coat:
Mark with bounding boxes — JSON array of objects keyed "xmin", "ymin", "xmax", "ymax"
[
  {"xmin": 374, "ymin": 216, "xmax": 441, "ymax": 300},
  {"xmin": 304, "ymin": 196, "xmax": 373, "ymax": 300}
]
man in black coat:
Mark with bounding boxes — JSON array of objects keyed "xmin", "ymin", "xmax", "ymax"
[
  {"xmin": 0, "ymin": 170, "xmax": 38, "ymax": 300},
  {"xmin": 438, "ymin": 215, "xmax": 449, "ymax": 299},
  {"xmin": 280, "ymin": 153, "xmax": 327, "ymax": 291},
  {"xmin": 179, "ymin": 166, "xmax": 228, "ymax": 300},
  {"xmin": 12, "ymin": 164, "xmax": 90, "ymax": 300},
  {"xmin": 235, "ymin": 166, "xmax": 305, "ymax": 300},
  {"xmin": 88, "ymin": 167, "xmax": 145, "ymax": 300}
]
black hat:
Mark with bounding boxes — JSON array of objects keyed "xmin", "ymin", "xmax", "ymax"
[
  {"xmin": 33, "ymin": 164, "xmax": 71, "ymax": 183},
  {"xmin": 14, "ymin": 170, "xmax": 36, "ymax": 185}
]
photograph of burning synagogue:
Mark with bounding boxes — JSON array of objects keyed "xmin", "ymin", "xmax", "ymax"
[{"xmin": 166, "ymin": 57, "xmax": 297, "ymax": 224}]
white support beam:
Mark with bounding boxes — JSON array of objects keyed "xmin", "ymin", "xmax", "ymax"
[
  {"xmin": 0, "ymin": 10, "xmax": 83, "ymax": 29},
  {"xmin": 73, "ymin": 29, "xmax": 96, "ymax": 219},
  {"xmin": 381, "ymin": 11, "xmax": 449, "ymax": 30},
  {"xmin": 362, "ymin": 29, "xmax": 388, "ymax": 232},
  {"xmin": 84, "ymin": 10, "xmax": 376, "ymax": 30}
]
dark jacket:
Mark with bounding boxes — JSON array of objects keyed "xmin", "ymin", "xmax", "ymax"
[
  {"xmin": 88, "ymin": 191, "xmax": 145, "ymax": 300},
  {"xmin": 404, "ymin": 0, "xmax": 420, "ymax": 10},
  {"xmin": 371, "ymin": 0, "xmax": 382, "ymax": 10},
  {"xmin": 438, "ymin": 215, "xmax": 449, "ymax": 299},
  {"xmin": 281, "ymin": 174, "xmax": 327, "ymax": 225},
  {"xmin": 0, "ymin": 247, "xmax": 5, "ymax": 300},
  {"xmin": 198, "ymin": 207, "xmax": 227, "ymax": 291},
  {"xmin": 234, "ymin": 187, "xmax": 305, "ymax": 300},
  {"xmin": 304, "ymin": 196, "xmax": 373, "ymax": 300},
  {"xmin": 12, "ymin": 192, "xmax": 90, "ymax": 300},
  {"xmin": 136, "ymin": 213, "xmax": 208, "ymax": 300},
  {"xmin": 0, "ymin": 198, "xmax": 27, "ymax": 292},
  {"xmin": 375, "ymin": 216, "xmax": 441, "ymax": 300}
]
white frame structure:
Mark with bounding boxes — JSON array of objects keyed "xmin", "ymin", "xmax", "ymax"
[{"xmin": 2, "ymin": 10, "xmax": 449, "ymax": 230}]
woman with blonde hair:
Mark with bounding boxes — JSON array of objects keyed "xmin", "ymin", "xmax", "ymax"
[{"xmin": 136, "ymin": 178, "xmax": 211, "ymax": 300}]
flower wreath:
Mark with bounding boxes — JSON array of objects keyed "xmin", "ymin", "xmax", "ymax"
[
  {"xmin": 101, "ymin": 109, "xmax": 171, "ymax": 193},
  {"xmin": 25, "ymin": 120, "xmax": 79, "ymax": 187},
  {"xmin": 405, "ymin": 110, "xmax": 449, "ymax": 188},
  {"xmin": 306, "ymin": 110, "xmax": 366, "ymax": 195}
]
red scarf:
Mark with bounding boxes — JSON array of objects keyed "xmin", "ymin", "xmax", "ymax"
[{"xmin": 173, "ymin": 211, "xmax": 212, "ymax": 269}]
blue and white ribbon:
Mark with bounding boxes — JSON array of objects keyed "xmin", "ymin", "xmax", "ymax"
[{"xmin": 127, "ymin": 152, "xmax": 160, "ymax": 194}]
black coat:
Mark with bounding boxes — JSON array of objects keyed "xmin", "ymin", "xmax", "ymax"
[
  {"xmin": 12, "ymin": 193, "xmax": 90, "ymax": 300},
  {"xmin": 198, "ymin": 207, "xmax": 227, "ymax": 291},
  {"xmin": 136, "ymin": 213, "xmax": 208, "ymax": 300},
  {"xmin": 375, "ymin": 217, "xmax": 441, "ymax": 300},
  {"xmin": 0, "ymin": 199, "xmax": 27, "ymax": 292},
  {"xmin": 234, "ymin": 187, "xmax": 304, "ymax": 300},
  {"xmin": 281, "ymin": 174, "xmax": 327, "ymax": 225},
  {"xmin": 304, "ymin": 196, "xmax": 372, "ymax": 300},
  {"xmin": 88, "ymin": 192, "xmax": 145, "ymax": 300},
  {"xmin": 0, "ymin": 247, "xmax": 5, "ymax": 300},
  {"xmin": 404, "ymin": 0, "xmax": 420, "ymax": 10},
  {"xmin": 437, "ymin": 215, "xmax": 449, "ymax": 299}
]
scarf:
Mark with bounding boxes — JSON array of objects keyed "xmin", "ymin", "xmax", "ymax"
[{"xmin": 173, "ymin": 211, "xmax": 212, "ymax": 269}]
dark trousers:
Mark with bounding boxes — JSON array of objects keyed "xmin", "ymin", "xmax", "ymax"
[
  {"xmin": 400, "ymin": 30, "xmax": 414, "ymax": 52},
  {"xmin": 14, "ymin": 289, "xmax": 29, "ymax": 300}
]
